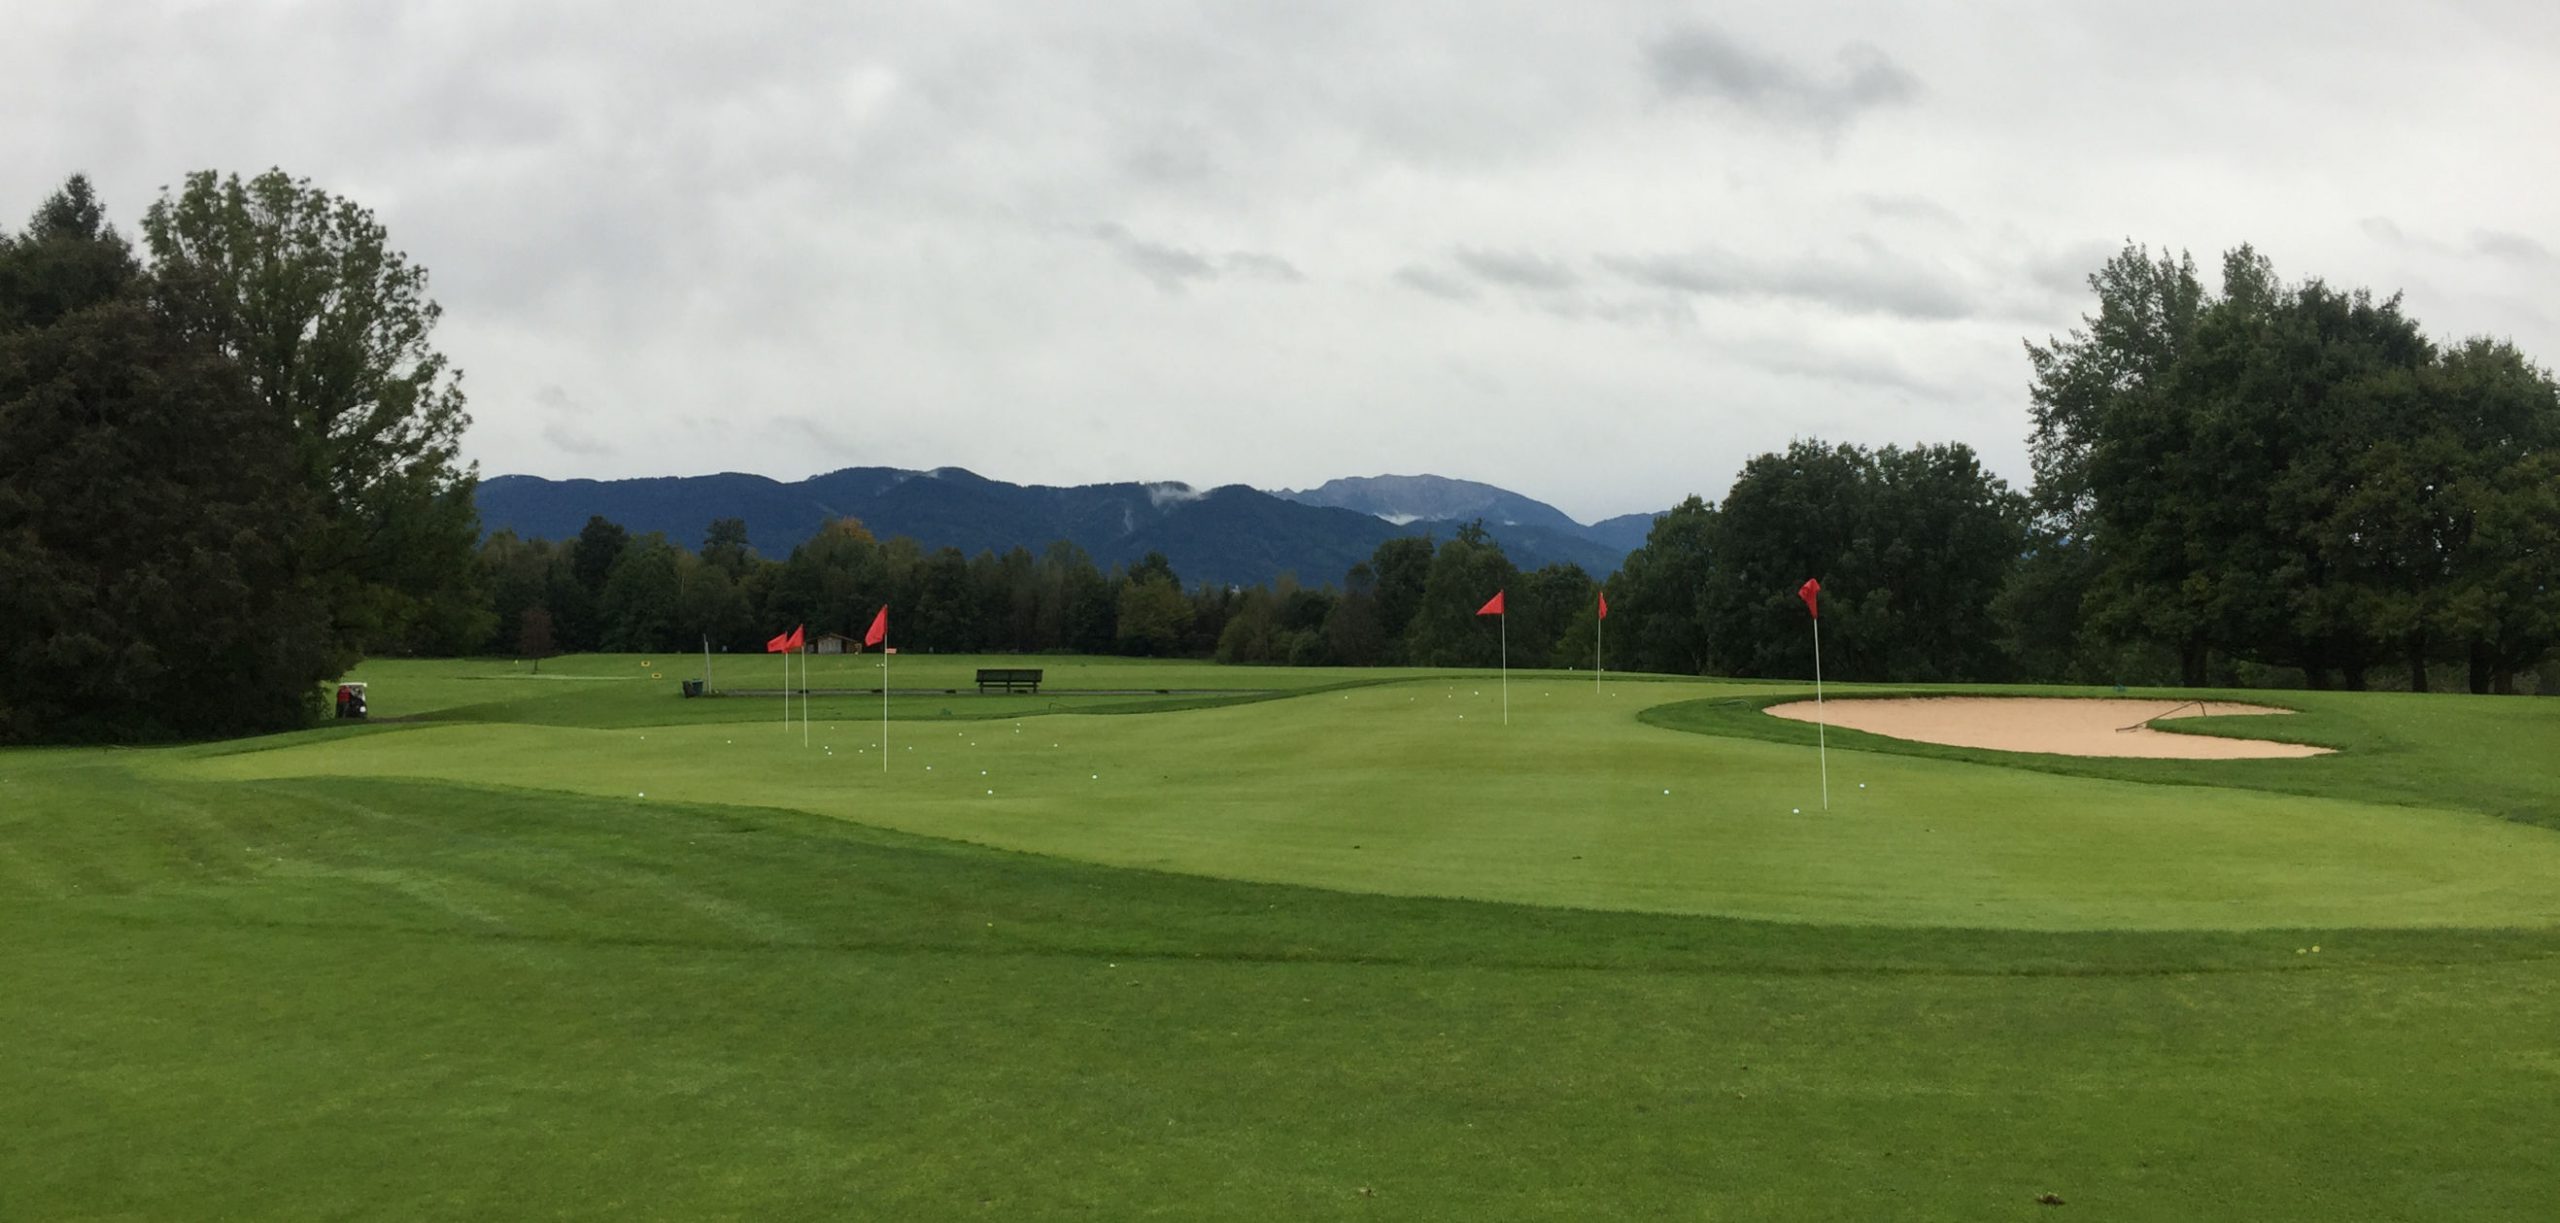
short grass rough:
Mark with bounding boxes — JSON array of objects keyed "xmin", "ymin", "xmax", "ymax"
[{"xmin": 5, "ymin": 654, "xmax": 2557, "ymax": 1220}]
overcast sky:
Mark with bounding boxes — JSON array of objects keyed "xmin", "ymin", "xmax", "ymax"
[{"xmin": 7, "ymin": 2, "xmax": 2555, "ymax": 522}]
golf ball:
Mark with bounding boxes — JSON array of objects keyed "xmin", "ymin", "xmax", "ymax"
[{"xmin": 1792, "ymin": 807, "xmax": 1801, "ymax": 814}]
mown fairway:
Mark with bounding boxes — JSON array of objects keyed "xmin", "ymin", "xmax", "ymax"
[{"xmin": 6, "ymin": 656, "xmax": 2559, "ymax": 1219}]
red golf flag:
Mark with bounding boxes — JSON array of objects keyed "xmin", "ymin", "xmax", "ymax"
[
  {"xmin": 863, "ymin": 605, "xmax": 888, "ymax": 647},
  {"xmin": 1476, "ymin": 590, "xmax": 1505, "ymax": 616},
  {"xmin": 785, "ymin": 624, "xmax": 806, "ymax": 651},
  {"xmin": 765, "ymin": 629, "xmax": 792, "ymax": 653},
  {"xmin": 1597, "ymin": 591, "xmax": 1609, "ymax": 620},
  {"xmin": 1798, "ymin": 579, "xmax": 1822, "ymax": 619}
]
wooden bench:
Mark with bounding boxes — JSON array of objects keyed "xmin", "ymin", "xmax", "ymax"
[{"xmin": 976, "ymin": 667, "xmax": 1044, "ymax": 694}]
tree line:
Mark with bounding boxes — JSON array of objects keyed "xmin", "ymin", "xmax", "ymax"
[
  {"xmin": 479, "ymin": 514, "xmax": 1614, "ymax": 671},
  {"xmin": 9, "ymin": 163, "xmax": 2554, "ymax": 745}
]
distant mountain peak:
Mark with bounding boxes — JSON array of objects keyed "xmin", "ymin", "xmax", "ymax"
[{"xmin": 1273, "ymin": 473, "xmax": 1587, "ymax": 535}]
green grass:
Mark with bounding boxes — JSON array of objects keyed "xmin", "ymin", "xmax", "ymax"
[
  {"xmin": 347, "ymin": 654, "xmax": 1428, "ymax": 729},
  {"xmin": 178, "ymin": 670, "xmax": 2560, "ymax": 930},
  {"xmin": 6, "ymin": 655, "xmax": 2560, "ymax": 1219}
]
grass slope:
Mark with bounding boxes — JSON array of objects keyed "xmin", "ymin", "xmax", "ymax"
[
  {"xmin": 179, "ymin": 668, "xmax": 2560, "ymax": 930},
  {"xmin": 6, "ymin": 655, "xmax": 2559, "ymax": 1219}
]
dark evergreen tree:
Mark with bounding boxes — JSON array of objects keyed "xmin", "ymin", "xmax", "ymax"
[{"xmin": 1, "ymin": 178, "xmax": 335, "ymax": 742}]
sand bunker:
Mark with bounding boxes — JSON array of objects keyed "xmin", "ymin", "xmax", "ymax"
[{"xmin": 1763, "ymin": 697, "xmax": 2332, "ymax": 759}]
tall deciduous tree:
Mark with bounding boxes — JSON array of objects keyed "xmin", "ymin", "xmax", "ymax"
[
  {"xmin": 598, "ymin": 538, "xmax": 685, "ymax": 652},
  {"xmin": 1365, "ymin": 536, "xmax": 1435, "ymax": 662},
  {"xmin": 1115, "ymin": 576, "xmax": 1192, "ymax": 656},
  {"xmin": 142, "ymin": 169, "xmax": 481, "ymax": 668},
  {"xmin": 1611, "ymin": 496, "xmax": 1716, "ymax": 674},
  {"xmin": 1401, "ymin": 523, "xmax": 1518, "ymax": 667},
  {"xmin": 2010, "ymin": 244, "xmax": 2207, "ymax": 681},
  {"xmin": 1703, "ymin": 441, "xmax": 2020, "ymax": 683}
]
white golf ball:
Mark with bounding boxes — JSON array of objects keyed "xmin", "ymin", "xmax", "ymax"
[
  {"xmin": 1791, "ymin": 807, "xmax": 1801, "ymax": 814},
  {"xmin": 1662, "ymin": 789, "xmax": 1671, "ymax": 795},
  {"xmin": 1859, "ymin": 783, "xmax": 1867, "ymax": 790},
  {"xmin": 638, "ymin": 792, "xmax": 646, "ymax": 798}
]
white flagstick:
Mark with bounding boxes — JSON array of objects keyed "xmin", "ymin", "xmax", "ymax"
[
  {"xmin": 780, "ymin": 647, "xmax": 788, "ymax": 732},
  {"xmin": 880, "ymin": 635, "xmax": 889, "ymax": 772},
  {"xmin": 1595, "ymin": 599, "xmax": 1603, "ymax": 694},
  {"xmin": 1812, "ymin": 616, "xmax": 1829, "ymax": 811},
  {"xmin": 703, "ymin": 634, "xmax": 713, "ymax": 694},
  {"xmin": 802, "ymin": 646, "xmax": 810, "ymax": 748},
  {"xmin": 1500, "ymin": 608, "xmax": 1509, "ymax": 726}
]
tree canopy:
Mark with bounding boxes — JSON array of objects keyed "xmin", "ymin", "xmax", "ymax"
[
  {"xmin": 144, "ymin": 169, "xmax": 484, "ymax": 665},
  {"xmin": 1, "ymin": 177, "xmax": 336, "ymax": 742}
]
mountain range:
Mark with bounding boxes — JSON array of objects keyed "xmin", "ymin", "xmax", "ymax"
[{"xmin": 475, "ymin": 468, "xmax": 1666, "ymax": 589}]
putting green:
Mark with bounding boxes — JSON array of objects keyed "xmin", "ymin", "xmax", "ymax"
[{"xmin": 173, "ymin": 676, "xmax": 2560, "ymax": 931}]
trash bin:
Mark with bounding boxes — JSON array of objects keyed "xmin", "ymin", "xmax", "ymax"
[{"xmin": 681, "ymin": 679, "xmax": 705, "ymax": 698}]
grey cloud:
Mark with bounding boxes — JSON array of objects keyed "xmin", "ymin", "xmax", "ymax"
[
  {"xmin": 533, "ymin": 383, "xmax": 587, "ymax": 414},
  {"xmin": 2364, "ymin": 218, "xmax": 2551, "ymax": 267},
  {"xmin": 1539, "ymin": 292, "xmax": 1695, "ymax": 329},
  {"xmin": 2024, "ymin": 240, "xmax": 2121, "ymax": 302},
  {"xmin": 1393, "ymin": 265, "xmax": 1479, "ymax": 301},
  {"xmin": 2361, "ymin": 216, "xmax": 2418, "ymax": 248},
  {"xmin": 1741, "ymin": 340, "xmax": 1944, "ymax": 398},
  {"xmin": 1451, "ymin": 247, "xmax": 1581, "ymax": 291},
  {"xmin": 1598, "ymin": 244, "xmax": 1976, "ymax": 321},
  {"xmin": 1092, "ymin": 223, "xmax": 1300, "ymax": 291},
  {"xmin": 534, "ymin": 384, "xmax": 611, "ymax": 454},
  {"xmin": 1222, "ymin": 251, "xmax": 1305, "ymax": 282},
  {"xmin": 2470, "ymin": 229, "xmax": 2555, "ymax": 266},
  {"xmin": 1120, "ymin": 134, "xmax": 1217, "ymax": 187},
  {"xmin": 783, "ymin": 415, "xmax": 862, "ymax": 457},
  {"xmin": 1645, "ymin": 26, "xmax": 1919, "ymax": 131},
  {"xmin": 541, "ymin": 420, "xmax": 614, "ymax": 457},
  {"xmin": 1093, "ymin": 223, "xmax": 1217, "ymax": 290},
  {"xmin": 1856, "ymin": 193, "xmax": 1963, "ymax": 227}
]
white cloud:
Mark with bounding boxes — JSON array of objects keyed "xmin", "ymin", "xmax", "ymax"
[{"xmin": 5, "ymin": 1, "xmax": 2554, "ymax": 521}]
